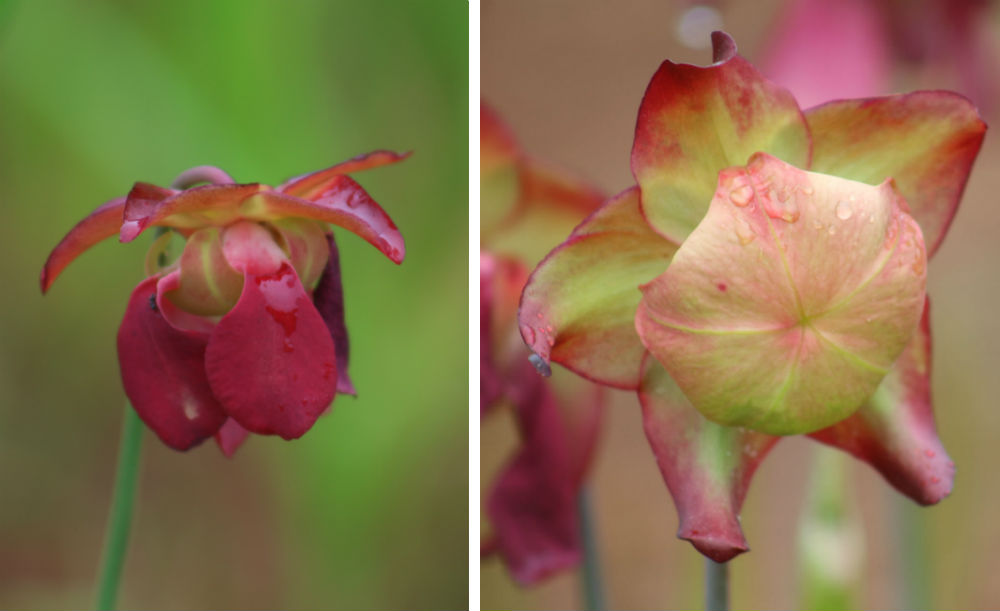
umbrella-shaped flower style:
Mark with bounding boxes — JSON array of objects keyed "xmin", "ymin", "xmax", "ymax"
[
  {"xmin": 481, "ymin": 102, "xmax": 606, "ymax": 584},
  {"xmin": 42, "ymin": 152, "xmax": 407, "ymax": 455},
  {"xmin": 518, "ymin": 32, "xmax": 985, "ymax": 561}
]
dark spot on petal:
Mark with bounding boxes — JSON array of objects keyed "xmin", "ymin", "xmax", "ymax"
[
  {"xmin": 717, "ymin": 282, "xmax": 727, "ymax": 292},
  {"xmin": 149, "ymin": 295, "xmax": 159, "ymax": 312},
  {"xmin": 528, "ymin": 353, "xmax": 552, "ymax": 377}
]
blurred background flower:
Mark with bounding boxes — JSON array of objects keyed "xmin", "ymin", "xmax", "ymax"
[
  {"xmin": 483, "ymin": 0, "xmax": 1000, "ymax": 608},
  {"xmin": 0, "ymin": 1, "xmax": 466, "ymax": 609}
]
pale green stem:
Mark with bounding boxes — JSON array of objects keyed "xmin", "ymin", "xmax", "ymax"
[
  {"xmin": 895, "ymin": 493, "xmax": 930, "ymax": 610},
  {"xmin": 704, "ymin": 558, "xmax": 729, "ymax": 611},
  {"xmin": 94, "ymin": 404, "xmax": 144, "ymax": 610},
  {"xmin": 576, "ymin": 488, "xmax": 605, "ymax": 611}
]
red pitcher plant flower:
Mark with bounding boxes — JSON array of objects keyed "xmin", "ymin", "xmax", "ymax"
[
  {"xmin": 42, "ymin": 152, "xmax": 408, "ymax": 455},
  {"xmin": 481, "ymin": 101, "xmax": 607, "ymax": 584},
  {"xmin": 518, "ymin": 32, "xmax": 985, "ymax": 562}
]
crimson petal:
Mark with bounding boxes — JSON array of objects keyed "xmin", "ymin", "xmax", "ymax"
[
  {"xmin": 41, "ymin": 196, "xmax": 126, "ymax": 293},
  {"xmin": 120, "ymin": 182, "xmax": 262, "ymax": 242},
  {"xmin": 312, "ymin": 233, "xmax": 355, "ymax": 395},
  {"xmin": 205, "ymin": 262, "xmax": 338, "ymax": 439},
  {"xmin": 486, "ymin": 362, "xmax": 580, "ymax": 585},
  {"xmin": 254, "ymin": 177, "xmax": 405, "ymax": 264},
  {"xmin": 116, "ymin": 276, "xmax": 228, "ymax": 450}
]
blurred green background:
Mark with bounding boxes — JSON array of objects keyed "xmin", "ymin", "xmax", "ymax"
[
  {"xmin": 483, "ymin": 1, "xmax": 1000, "ymax": 609},
  {"xmin": 0, "ymin": 1, "xmax": 467, "ymax": 609}
]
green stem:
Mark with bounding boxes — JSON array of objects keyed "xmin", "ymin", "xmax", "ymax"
[
  {"xmin": 94, "ymin": 404, "xmax": 144, "ymax": 611},
  {"xmin": 576, "ymin": 488, "xmax": 605, "ymax": 611},
  {"xmin": 895, "ymin": 493, "xmax": 930, "ymax": 610},
  {"xmin": 704, "ymin": 558, "xmax": 729, "ymax": 611}
]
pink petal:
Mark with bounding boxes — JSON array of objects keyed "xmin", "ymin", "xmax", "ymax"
[
  {"xmin": 631, "ymin": 30, "xmax": 811, "ymax": 243},
  {"xmin": 41, "ymin": 196, "xmax": 126, "ymax": 293},
  {"xmin": 809, "ymin": 299, "xmax": 954, "ymax": 504},
  {"xmin": 214, "ymin": 418, "xmax": 251, "ymax": 458},
  {"xmin": 204, "ymin": 262, "xmax": 338, "ymax": 439},
  {"xmin": 256, "ymin": 177, "xmax": 405, "ymax": 264},
  {"xmin": 279, "ymin": 151, "xmax": 411, "ymax": 199},
  {"xmin": 120, "ymin": 182, "xmax": 262, "ymax": 242},
  {"xmin": 312, "ymin": 233, "xmax": 355, "ymax": 396},
  {"xmin": 636, "ymin": 153, "xmax": 927, "ymax": 434},
  {"xmin": 760, "ymin": 0, "xmax": 891, "ymax": 108},
  {"xmin": 486, "ymin": 362, "xmax": 580, "ymax": 585},
  {"xmin": 639, "ymin": 355, "xmax": 779, "ymax": 562},
  {"xmin": 116, "ymin": 276, "xmax": 228, "ymax": 450}
]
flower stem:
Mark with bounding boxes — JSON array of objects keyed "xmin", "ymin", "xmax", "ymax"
[
  {"xmin": 576, "ymin": 488, "xmax": 605, "ymax": 611},
  {"xmin": 895, "ymin": 493, "xmax": 930, "ymax": 609},
  {"xmin": 704, "ymin": 558, "xmax": 729, "ymax": 611},
  {"xmin": 94, "ymin": 404, "xmax": 144, "ymax": 611}
]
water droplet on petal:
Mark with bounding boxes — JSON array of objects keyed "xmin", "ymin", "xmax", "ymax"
[
  {"xmin": 835, "ymin": 200, "xmax": 853, "ymax": 220},
  {"xmin": 734, "ymin": 217, "xmax": 756, "ymax": 245},
  {"xmin": 763, "ymin": 195, "xmax": 799, "ymax": 223},
  {"xmin": 529, "ymin": 353, "xmax": 552, "ymax": 377},
  {"xmin": 925, "ymin": 449, "xmax": 936, "ymax": 458},
  {"xmin": 521, "ymin": 325, "xmax": 536, "ymax": 344},
  {"xmin": 802, "ymin": 186, "xmax": 814, "ymax": 196},
  {"xmin": 828, "ymin": 225, "xmax": 837, "ymax": 236},
  {"xmin": 729, "ymin": 184, "xmax": 754, "ymax": 207}
]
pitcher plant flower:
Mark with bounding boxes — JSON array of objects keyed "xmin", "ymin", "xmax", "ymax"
[
  {"xmin": 480, "ymin": 102, "xmax": 606, "ymax": 584},
  {"xmin": 518, "ymin": 32, "xmax": 984, "ymax": 561},
  {"xmin": 42, "ymin": 152, "xmax": 408, "ymax": 455}
]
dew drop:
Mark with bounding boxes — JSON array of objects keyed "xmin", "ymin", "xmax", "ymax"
[
  {"xmin": 734, "ymin": 217, "xmax": 756, "ymax": 245},
  {"xmin": 536, "ymin": 312, "xmax": 544, "ymax": 320},
  {"xmin": 925, "ymin": 449, "xmax": 936, "ymax": 458},
  {"xmin": 729, "ymin": 184, "xmax": 754, "ymax": 207},
  {"xmin": 764, "ymin": 196, "xmax": 799, "ymax": 223},
  {"xmin": 828, "ymin": 225, "xmax": 837, "ymax": 236},
  {"xmin": 802, "ymin": 186, "xmax": 814, "ymax": 196},
  {"xmin": 521, "ymin": 325, "xmax": 536, "ymax": 344},
  {"xmin": 776, "ymin": 187, "xmax": 790, "ymax": 203},
  {"xmin": 835, "ymin": 200, "xmax": 853, "ymax": 220},
  {"xmin": 930, "ymin": 476, "xmax": 941, "ymax": 484},
  {"xmin": 529, "ymin": 353, "xmax": 552, "ymax": 377}
]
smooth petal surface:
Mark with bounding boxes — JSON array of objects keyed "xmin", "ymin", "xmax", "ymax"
[
  {"xmin": 519, "ymin": 187, "xmax": 677, "ymax": 389},
  {"xmin": 244, "ymin": 177, "xmax": 404, "ymax": 264},
  {"xmin": 41, "ymin": 196, "xmax": 126, "ymax": 293},
  {"xmin": 810, "ymin": 299, "xmax": 954, "ymax": 504},
  {"xmin": 637, "ymin": 153, "xmax": 926, "ymax": 434},
  {"xmin": 639, "ymin": 356, "xmax": 778, "ymax": 563},
  {"xmin": 205, "ymin": 262, "xmax": 338, "ymax": 439},
  {"xmin": 631, "ymin": 31, "xmax": 811, "ymax": 243},
  {"xmin": 278, "ymin": 151, "xmax": 410, "ymax": 199},
  {"xmin": 120, "ymin": 182, "xmax": 262, "ymax": 242},
  {"xmin": 117, "ymin": 276, "xmax": 227, "ymax": 450},
  {"xmin": 486, "ymin": 362, "xmax": 580, "ymax": 585},
  {"xmin": 806, "ymin": 92, "xmax": 986, "ymax": 257},
  {"xmin": 312, "ymin": 233, "xmax": 355, "ymax": 396},
  {"xmin": 214, "ymin": 418, "xmax": 251, "ymax": 458}
]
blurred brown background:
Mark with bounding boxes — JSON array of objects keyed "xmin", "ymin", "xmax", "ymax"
[{"xmin": 482, "ymin": 1, "xmax": 1000, "ymax": 608}]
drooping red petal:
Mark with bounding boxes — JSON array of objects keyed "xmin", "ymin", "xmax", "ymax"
[
  {"xmin": 116, "ymin": 276, "xmax": 228, "ymax": 450},
  {"xmin": 214, "ymin": 418, "xmax": 251, "ymax": 458},
  {"xmin": 120, "ymin": 182, "xmax": 263, "ymax": 242},
  {"xmin": 278, "ymin": 151, "xmax": 411, "ymax": 199},
  {"xmin": 809, "ymin": 299, "xmax": 954, "ymax": 504},
  {"xmin": 41, "ymin": 196, "xmax": 126, "ymax": 293},
  {"xmin": 312, "ymin": 233, "xmax": 355, "ymax": 396},
  {"xmin": 486, "ymin": 361, "xmax": 581, "ymax": 585},
  {"xmin": 639, "ymin": 355, "xmax": 779, "ymax": 562},
  {"xmin": 251, "ymin": 177, "xmax": 405, "ymax": 264},
  {"xmin": 204, "ymin": 262, "xmax": 338, "ymax": 439}
]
